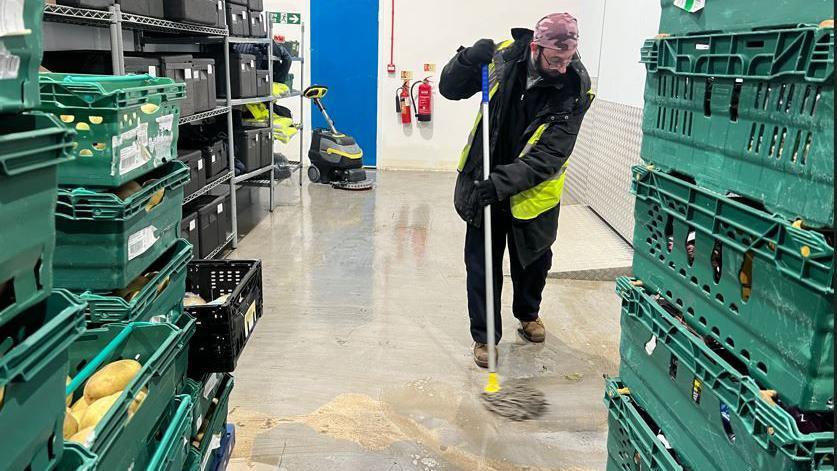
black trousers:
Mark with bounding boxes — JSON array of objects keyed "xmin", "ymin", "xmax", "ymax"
[{"xmin": 465, "ymin": 205, "xmax": 552, "ymax": 344}]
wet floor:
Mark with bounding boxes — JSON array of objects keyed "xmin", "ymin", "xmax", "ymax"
[{"xmin": 226, "ymin": 170, "xmax": 623, "ymax": 470}]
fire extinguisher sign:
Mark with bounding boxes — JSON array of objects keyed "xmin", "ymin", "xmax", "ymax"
[{"xmin": 423, "ymin": 64, "xmax": 436, "ymax": 73}]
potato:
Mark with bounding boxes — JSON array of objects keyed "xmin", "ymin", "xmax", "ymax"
[
  {"xmin": 70, "ymin": 396, "xmax": 89, "ymax": 423},
  {"xmin": 0, "ymin": 385, "xmax": 4, "ymax": 408},
  {"xmin": 69, "ymin": 427, "xmax": 95, "ymax": 447},
  {"xmin": 64, "ymin": 408, "xmax": 78, "ymax": 439},
  {"xmin": 129, "ymin": 388, "xmax": 148, "ymax": 417},
  {"xmin": 112, "ymin": 181, "xmax": 142, "ymax": 201},
  {"xmin": 183, "ymin": 292, "xmax": 207, "ymax": 307},
  {"xmin": 84, "ymin": 359, "xmax": 141, "ymax": 403},
  {"xmin": 80, "ymin": 391, "xmax": 122, "ymax": 429}
]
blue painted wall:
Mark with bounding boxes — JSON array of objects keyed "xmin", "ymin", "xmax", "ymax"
[{"xmin": 310, "ymin": 0, "xmax": 379, "ymax": 167}]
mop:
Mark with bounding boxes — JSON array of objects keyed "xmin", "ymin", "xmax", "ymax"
[{"xmin": 477, "ymin": 65, "xmax": 548, "ymax": 421}]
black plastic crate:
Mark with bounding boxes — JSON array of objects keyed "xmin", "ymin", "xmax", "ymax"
[
  {"xmin": 179, "ymin": 149, "xmax": 206, "ymax": 198},
  {"xmin": 227, "ymin": 0, "xmax": 247, "ymax": 5},
  {"xmin": 226, "ymin": 3, "xmax": 250, "ymax": 37},
  {"xmin": 181, "ymin": 212, "xmax": 201, "ymax": 257},
  {"xmin": 213, "ymin": 0, "xmax": 226, "ymax": 27},
  {"xmin": 193, "ymin": 58, "xmax": 216, "ymax": 110},
  {"xmin": 235, "ymin": 128, "xmax": 261, "ymax": 171},
  {"xmin": 256, "ymin": 69, "xmax": 269, "ymax": 97},
  {"xmin": 248, "ymin": 0, "xmax": 263, "ymax": 11},
  {"xmin": 185, "ymin": 260, "xmax": 263, "ymax": 374},
  {"xmin": 124, "ymin": 56, "xmax": 161, "ymax": 77},
  {"xmin": 220, "ymin": 193, "xmax": 232, "ymax": 241},
  {"xmin": 160, "ymin": 55, "xmax": 196, "ymax": 117},
  {"xmin": 56, "ymin": 0, "xmax": 113, "ymax": 9},
  {"xmin": 164, "ymin": 0, "xmax": 217, "ymax": 25},
  {"xmin": 203, "ymin": 140, "xmax": 228, "ymax": 179},
  {"xmin": 249, "ymin": 9, "xmax": 266, "ymax": 38},
  {"xmin": 118, "ymin": 0, "xmax": 150, "ymax": 16}
]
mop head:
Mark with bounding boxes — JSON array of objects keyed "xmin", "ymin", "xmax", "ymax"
[{"xmin": 480, "ymin": 379, "xmax": 548, "ymax": 421}]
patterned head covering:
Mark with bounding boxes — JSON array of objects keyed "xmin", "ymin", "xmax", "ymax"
[{"xmin": 533, "ymin": 13, "xmax": 579, "ymax": 52}]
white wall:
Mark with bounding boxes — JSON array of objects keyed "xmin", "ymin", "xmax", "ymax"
[
  {"xmin": 595, "ymin": 0, "xmax": 662, "ymax": 107},
  {"xmin": 264, "ymin": 0, "xmax": 311, "ymax": 159},
  {"xmin": 376, "ymin": 0, "xmax": 606, "ymax": 171}
]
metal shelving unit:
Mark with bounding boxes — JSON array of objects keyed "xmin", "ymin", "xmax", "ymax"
[{"xmin": 41, "ymin": 3, "xmax": 288, "ymax": 256}]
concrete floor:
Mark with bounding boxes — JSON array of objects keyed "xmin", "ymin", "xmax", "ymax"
[{"xmin": 226, "ymin": 170, "xmax": 623, "ymax": 471}]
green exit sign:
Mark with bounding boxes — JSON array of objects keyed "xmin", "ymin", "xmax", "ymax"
[{"xmin": 271, "ymin": 12, "xmax": 301, "ymax": 24}]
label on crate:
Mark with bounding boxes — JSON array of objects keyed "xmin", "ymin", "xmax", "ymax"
[
  {"xmin": 127, "ymin": 226, "xmax": 159, "ymax": 260},
  {"xmin": 244, "ymin": 301, "xmax": 257, "ymax": 338},
  {"xmin": 217, "ymin": 0, "xmax": 222, "ymax": 10},
  {"xmin": 151, "ymin": 135, "xmax": 173, "ymax": 161},
  {"xmin": 194, "ymin": 415, "xmax": 203, "ymax": 434},
  {"xmin": 241, "ymin": 63, "xmax": 246, "ymax": 72},
  {"xmin": 118, "ymin": 143, "xmax": 148, "ymax": 175},
  {"xmin": 185, "ymin": 68, "xmax": 193, "ymax": 80},
  {"xmin": 147, "ymin": 66, "xmax": 158, "ymax": 77},
  {"xmin": 157, "ymin": 114, "xmax": 175, "ymax": 133},
  {"xmin": 208, "ymin": 64, "xmax": 214, "ymax": 75},
  {"xmin": 137, "ymin": 122, "xmax": 149, "ymax": 146},
  {"xmin": 211, "ymin": 153, "xmax": 217, "ymax": 164},
  {"xmin": 644, "ymin": 335, "xmax": 657, "ymax": 355},
  {"xmin": 0, "ymin": 0, "xmax": 26, "ymax": 36},
  {"xmin": 197, "ymin": 159, "xmax": 204, "ymax": 171},
  {"xmin": 691, "ymin": 378, "xmax": 702, "ymax": 404},
  {"xmin": 0, "ymin": 45, "xmax": 20, "ymax": 80},
  {"xmin": 217, "ymin": 203, "xmax": 224, "ymax": 214},
  {"xmin": 673, "ymin": 0, "xmax": 704, "ymax": 13},
  {"xmin": 203, "ymin": 373, "xmax": 222, "ymax": 398},
  {"xmin": 201, "ymin": 433, "xmax": 223, "ymax": 470},
  {"xmin": 189, "ymin": 220, "xmax": 196, "ymax": 231}
]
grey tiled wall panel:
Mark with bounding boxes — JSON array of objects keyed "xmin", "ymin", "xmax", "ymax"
[{"xmin": 564, "ymin": 99, "xmax": 644, "ymax": 243}]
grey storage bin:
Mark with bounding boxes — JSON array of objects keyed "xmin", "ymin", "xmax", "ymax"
[
  {"xmin": 204, "ymin": 140, "xmax": 228, "ymax": 180},
  {"xmin": 193, "ymin": 58, "xmax": 217, "ymax": 111},
  {"xmin": 164, "ymin": 0, "xmax": 218, "ymax": 25},
  {"xmin": 56, "ymin": 0, "xmax": 114, "ymax": 9},
  {"xmin": 160, "ymin": 55, "xmax": 197, "ymax": 117},
  {"xmin": 181, "ymin": 212, "xmax": 201, "ymax": 257},
  {"xmin": 189, "ymin": 195, "xmax": 226, "ymax": 258},
  {"xmin": 248, "ymin": 0, "xmax": 263, "ymax": 11},
  {"xmin": 124, "ymin": 56, "xmax": 161, "ymax": 77},
  {"xmin": 255, "ymin": 70, "xmax": 269, "ymax": 97},
  {"xmin": 179, "ymin": 149, "xmax": 206, "ymax": 198},
  {"xmin": 226, "ymin": 3, "xmax": 250, "ymax": 37},
  {"xmin": 258, "ymin": 128, "xmax": 272, "ymax": 168},
  {"xmin": 249, "ymin": 9, "xmax": 267, "ymax": 38},
  {"xmin": 218, "ymin": 53, "xmax": 256, "ymax": 98},
  {"xmin": 235, "ymin": 128, "xmax": 261, "ymax": 171},
  {"xmin": 214, "ymin": 0, "xmax": 226, "ymax": 27},
  {"xmin": 227, "ymin": 0, "xmax": 247, "ymax": 5}
]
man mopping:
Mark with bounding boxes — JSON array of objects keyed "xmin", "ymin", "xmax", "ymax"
[{"xmin": 440, "ymin": 13, "xmax": 594, "ymax": 368}]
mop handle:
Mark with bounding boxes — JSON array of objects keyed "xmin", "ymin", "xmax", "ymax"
[{"xmin": 481, "ymin": 65, "xmax": 497, "ymax": 377}]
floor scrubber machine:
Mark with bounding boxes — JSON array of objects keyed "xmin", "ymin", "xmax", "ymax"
[{"xmin": 303, "ymin": 85, "xmax": 373, "ymax": 190}]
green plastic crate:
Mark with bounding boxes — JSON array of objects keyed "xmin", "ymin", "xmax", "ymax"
[
  {"xmin": 631, "ymin": 165, "xmax": 834, "ymax": 411},
  {"xmin": 658, "ymin": 0, "xmax": 834, "ymax": 36},
  {"xmin": 54, "ymin": 160, "xmax": 189, "ymax": 291},
  {"xmin": 146, "ymin": 394, "xmax": 194, "ymax": 471},
  {"xmin": 0, "ymin": 290, "xmax": 86, "ymax": 471},
  {"xmin": 0, "ymin": 0, "xmax": 43, "ymax": 112},
  {"xmin": 183, "ymin": 372, "xmax": 226, "ymax": 437},
  {"xmin": 66, "ymin": 318, "xmax": 195, "ymax": 471},
  {"xmin": 79, "ymin": 239, "xmax": 193, "ymax": 326},
  {"xmin": 186, "ymin": 373, "xmax": 234, "ymax": 471},
  {"xmin": 38, "ymin": 73, "xmax": 185, "ymax": 188},
  {"xmin": 640, "ymin": 25, "xmax": 835, "ymax": 227},
  {"xmin": 54, "ymin": 443, "xmax": 98, "ymax": 471},
  {"xmin": 616, "ymin": 277, "xmax": 834, "ymax": 470},
  {"xmin": 0, "ymin": 112, "xmax": 75, "ymax": 326},
  {"xmin": 604, "ymin": 378, "xmax": 684, "ymax": 470}
]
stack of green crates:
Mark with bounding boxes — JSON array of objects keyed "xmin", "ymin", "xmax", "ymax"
[
  {"xmin": 183, "ymin": 373, "xmax": 235, "ymax": 471},
  {"xmin": 0, "ymin": 2, "xmax": 90, "ymax": 468},
  {"xmin": 38, "ymin": 73, "xmax": 192, "ymax": 327},
  {"xmin": 606, "ymin": 1, "xmax": 836, "ymax": 469}
]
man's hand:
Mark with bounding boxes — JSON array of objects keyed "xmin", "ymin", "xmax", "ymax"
[
  {"xmin": 473, "ymin": 179, "xmax": 500, "ymax": 207},
  {"xmin": 463, "ymin": 39, "xmax": 496, "ymax": 66}
]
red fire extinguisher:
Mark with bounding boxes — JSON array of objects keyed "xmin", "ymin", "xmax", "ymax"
[
  {"xmin": 397, "ymin": 82, "xmax": 412, "ymax": 124},
  {"xmin": 411, "ymin": 77, "xmax": 433, "ymax": 122}
]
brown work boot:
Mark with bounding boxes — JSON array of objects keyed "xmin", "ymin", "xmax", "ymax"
[
  {"xmin": 473, "ymin": 343, "xmax": 498, "ymax": 369},
  {"xmin": 519, "ymin": 318, "xmax": 546, "ymax": 343}
]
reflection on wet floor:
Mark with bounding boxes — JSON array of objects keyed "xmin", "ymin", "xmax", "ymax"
[{"xmin": 227, "ymin": 171, "xmax": 623, "ymax": 470}]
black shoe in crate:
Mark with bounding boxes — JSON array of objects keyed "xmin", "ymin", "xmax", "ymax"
[{"xmin": 184, "ymin": 260, "xmax": 262, "ymax": 375}]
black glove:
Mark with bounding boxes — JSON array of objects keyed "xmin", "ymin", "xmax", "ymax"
[
  {"xmin": 473, "ymin": 179, "xmax": 500, "ymax": 207},
  {"xmin": 463, "ymin": 39, "xmax": 495, "ymax": 66}
]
